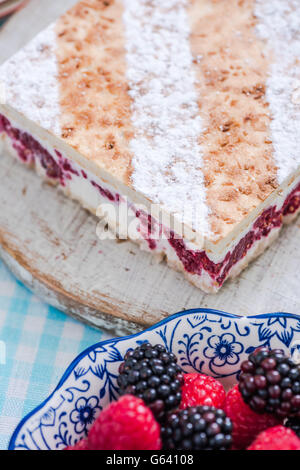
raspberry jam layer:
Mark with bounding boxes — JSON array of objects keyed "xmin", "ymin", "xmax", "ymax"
[
  {"xmin": 168, "ymin": 189, "xmax": 300, "ymax": 286},
  {"xmin": 1, "ymin": 113, "xmax": 300, "ymax": 288},
  {"xmin": 0, "ymin": 114, "xmax": 118, "ymax": 202}
]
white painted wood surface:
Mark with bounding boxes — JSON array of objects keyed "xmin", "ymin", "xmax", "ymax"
[{"xmin": 0, "ymin": 0, "xmax": 300, "ymax": 335}]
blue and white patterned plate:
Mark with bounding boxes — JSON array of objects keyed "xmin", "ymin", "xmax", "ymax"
[{"xmin": 9, "ymin": 309, "xmax": 300, "ymax": 450}]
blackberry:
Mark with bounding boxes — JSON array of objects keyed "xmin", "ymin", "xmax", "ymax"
[
  {"xmin": 239, "ymin": 347, "xmax": 300, "ymax": 419},
  {"xmin": 286, "ymin": 418, "xmax": 300, "ymax": 438},
  {"xmin": 161, "ymin": 406, "xmax": 233, "ymax": 450},
  {"xmin": 117, "ymin": 343, "xmax": 184, "ymax": 421}
]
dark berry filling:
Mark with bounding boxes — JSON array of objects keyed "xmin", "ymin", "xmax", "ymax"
[
  {"xmin": 55, "ymin": 150, "xmax": 79, "ymax": 177},
  {"xmin": 169, "ymin": 197, "xmax": 299, "ymax": 286},
  {"xmin": 136, "ymin": 210, "xmax": 157, "ymax": 250},
  {"xmin": 283, "ymin": 184, "xmax": 300, "ymax": 216},
  {"xmin": 0, "ymin": 114, "xmax": 62, "ymax": 179},
  {"xmin": 0, "ymin": 113, "xmax": 119, "ymax": 203},
  {"xmin": 91, "ymin": 181, "xmax": 115, "ymax": 202}
]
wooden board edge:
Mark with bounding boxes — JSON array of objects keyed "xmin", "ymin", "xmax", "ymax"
[{"xmin": 0, "ymin": 235, "xmax": 144, "ymax": 335}]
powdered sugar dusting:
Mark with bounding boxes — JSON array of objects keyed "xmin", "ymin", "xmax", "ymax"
[
  {"xmin": 0, "ymin": 24, "xmax": 60, "ymax": 135},
  {"xmin": 123, "ymin": 0, "xmax": 210, "ymax": 235},
  {"xmin": 255, "ymin": 0, "xmax": 300, "ymax": 183}
]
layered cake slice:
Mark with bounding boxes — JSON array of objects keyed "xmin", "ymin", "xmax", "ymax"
[{"xmin": 0, "ymin": 0, "xmax": 300, "ymax": 293}]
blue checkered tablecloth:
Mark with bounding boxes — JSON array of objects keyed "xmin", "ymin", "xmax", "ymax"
[{"xmin": 0, "ymin": 260, "xmax": 106, "ymax": 450}]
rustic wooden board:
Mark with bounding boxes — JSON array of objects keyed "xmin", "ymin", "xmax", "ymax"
[{"xmin": 1, "ymin": 0, "xmax": 300, "ymax": 335}]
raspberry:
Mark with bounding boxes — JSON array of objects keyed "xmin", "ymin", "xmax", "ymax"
[
  {"xmin": 161, "ymin": 406, "xmax": 233, "ymax": 450},
  {"xmin": 65, "ymin": 439, "xmax": 88, "ymax": 450},
  {"xmin": 248, "ymin": 425, "xmax": 300, "ymax": 450},
  {"xmin": 224, "ymin": 385, "xmax": 281, "ymax": 449},
  {"xmin": 239, "ymin": 347, "xmax": 300, "ymax": 419},
  {"xmin": 180, "ymin": 373, "xmax": 226, "ymax": 410},
  {"xmin": 286, "ymin": 417, "xmax": 300, "ymax": 438},
  {"xmin": 117, "ymin": 343, "xmax": 183, "ymax": 421},
  {"xmin": 87, "ymin": 395, "xmax": 161, "ymax": 450}
]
